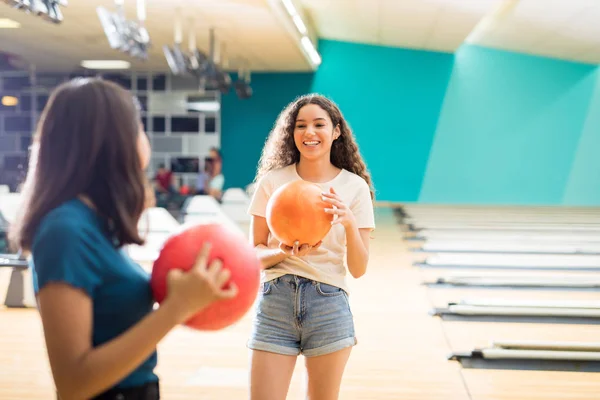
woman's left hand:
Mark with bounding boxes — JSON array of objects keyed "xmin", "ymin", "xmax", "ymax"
[{"xmin": 322, "ymin": 187, "xmax": 356, "ymax": 229}]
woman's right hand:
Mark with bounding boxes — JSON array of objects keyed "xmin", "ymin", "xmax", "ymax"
[
  {"xmin": 165, "ymin": 242, "xmax": 238, "ymax": 323},
  {"xmin": 279, "ymin": 240, "xmax": 322, "ymax": 257}
]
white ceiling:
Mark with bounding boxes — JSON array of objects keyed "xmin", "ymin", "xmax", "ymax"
[
  {"xmin": 467, "ymin": 0, "xmax": 600, "ymax": 64},
  {"xmin": 0, "ymin": 0, "xmax": 599, "ymax": 74},
  {"xmin": 302, "ymin": 0, "xmax": 504, "ymax": 53},
  {"xmin": 302, "ymin": 0, "xmax": 600, "ymax": 65}
]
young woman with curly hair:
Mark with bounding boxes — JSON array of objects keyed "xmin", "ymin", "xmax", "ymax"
[{"xmin": 247, "ymin": 94, "xmax": 375, "ymax": 400}]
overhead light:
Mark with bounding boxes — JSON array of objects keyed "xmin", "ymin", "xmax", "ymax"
[
  {"xmin": 235, "ymin": 62, "xmax": 252, "ymax": 100},
  {"xmin": 81, "ymin": 60, "xmax": 131, "ymax": 69},
  {"xmin": 0, "ymin": 18, "xmax": 21, "ymax": 29},
  {"xmin": 186, "ymin": 101, "xmax": 220, "ymax": 113},
  {"xmin": 292, "ymin": 15, "xmax": 307, "ymax": 35},
  {"xmin": 268, "ymin": 0, "xmax": 320, "ymax": 70},
  {"xmin": 281, "ymin": 0, "xmax": 308, "ymax": 36},
  {"xmin": 2, "ymin": 0, "xmax": 67, "ymax": 24},
  {"xmin": 280, "ymin": 0, "xmax": 297, "ymax": 17},
  {"xmin": 301, "ymin": 36, "xmax": 321, "ymax": 66},
  {"xmin": 1, "ymin": 96, "xmax": 18, "ymax": 107},
  {"xmin": 97, "ymin": 0, "xmax": 151, "ymax": 61}
]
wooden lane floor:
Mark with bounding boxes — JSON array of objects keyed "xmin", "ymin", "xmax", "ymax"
[
  {"xmin": 149, "ymin": 208, "xmax": 471, "ymax": 400},
  {"xmin": 415, "ymin": 248, "xmax": 600, "ymax": 400},
  {"xmin": 1, "ymin": 207, "xmax": 598, "ymax": 399},
  {"xmin": 0, "ymin": 208, "xmax": 469, "ymax": 399}
]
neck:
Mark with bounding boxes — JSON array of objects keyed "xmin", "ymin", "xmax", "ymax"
[
  {"xmin": 296, "ymin": 157, "xmax": 340, "ymax": 183},
  {"xmin": 77, "ymin": 194, "xmax": 97, "ymax": 211}
]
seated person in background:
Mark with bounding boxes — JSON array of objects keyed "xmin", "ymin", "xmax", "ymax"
[
  {"xmin": 194, "ymin": 159, "xmax": 209, "ymax": 195},
  {"xmin": 153, "ymin": 164, "xmax": 177, "ymax": 208},
  {"xmin": 206, "ymin": 147, "xmax": 225, "ymax": 201},
  {"xmin": 153, "ymin": 164, "xmax": 175, "ymax": 194}
]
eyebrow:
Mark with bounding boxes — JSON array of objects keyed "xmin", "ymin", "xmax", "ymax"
[{"xmin": 296, "ymin": 118, "xmax": 327, "ymax": 122}]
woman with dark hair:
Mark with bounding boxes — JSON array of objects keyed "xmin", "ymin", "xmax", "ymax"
[{"xmin": 9, "ymin": 78, "xmax": 237, "ymax": 400}]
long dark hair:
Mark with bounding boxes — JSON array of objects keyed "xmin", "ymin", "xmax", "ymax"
[
  {"xmin": 9, "ymin": 77, "xmax": 147, "ymax": 252},
  {"xmin": 255, "ymin": 94, "xmax": 374, "ymax": 199}
]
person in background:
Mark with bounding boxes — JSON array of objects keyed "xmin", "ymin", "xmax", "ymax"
[
  {"xmin": 206, "ymin": 147, "xmax": 225, "ymax": 201},
  {"xmin": 153, "ymin": 164, "xmax": 177, "ymax": 208},
  {"xmin": 153, "ymin": 164, "xmax": 176, "ymax": 195},
  {"xmin": 194, "ymin": 158, "xmax": 209, "ymax": 195}
]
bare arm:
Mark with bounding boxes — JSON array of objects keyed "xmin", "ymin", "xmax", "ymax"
[
  {"xmin": 38, "ymin": 284, "xmax": 183, "ymax": 399},
  {"xmin": 345, "ymin": 224, "xmax": 371, "ymax": 278},
  {"xmin": 38, "ymin": 243, "xmax": 236, "ymax": 400},
  {"xmin": 250, "ymin": 215, "xmax": 289, "ymax": 269}
]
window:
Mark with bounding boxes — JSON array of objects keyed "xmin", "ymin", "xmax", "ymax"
[{"xmin": 171, "ymin": 116, "xmax": 199, "ymax": 133}]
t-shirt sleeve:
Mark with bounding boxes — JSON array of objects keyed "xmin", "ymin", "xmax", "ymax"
[
  {"xmin": 247, "ymin": 175, "xmax": 271, "ymax": 218},
  {"xmin": 350, "ymin": 180, "xmax": 376, "ymax": 230},
  {"xmin": 209, "ymin": 174, "xmax": 225, "ymax": 191},
  {"xmin": 31, "ymin": 219, "xmax": 102, "ymax": 297}
]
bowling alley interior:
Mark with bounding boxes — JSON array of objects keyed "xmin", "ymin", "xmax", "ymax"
[{"xmin": 2, "ymin": 0, "xmax": 600, "ymax": 399}]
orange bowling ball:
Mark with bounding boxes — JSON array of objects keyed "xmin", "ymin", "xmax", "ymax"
[
  {"xmin": 150, "ymin": 222, "xmax": 261, "ymax": 331},
  {"xmin": 266, "ymin": 180, "xmax": 334, "ymax": 247}
]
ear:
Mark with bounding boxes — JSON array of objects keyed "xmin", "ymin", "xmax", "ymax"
[{"xmin": 333, "ymin": 124, "xmax": 341, "ymax": 140}]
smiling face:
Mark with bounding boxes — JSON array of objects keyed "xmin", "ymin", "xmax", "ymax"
[{"xmin": 293, "ymin": 104, "xmax": 340, "ymax": 162}]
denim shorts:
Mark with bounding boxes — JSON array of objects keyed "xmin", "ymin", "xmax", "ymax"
[{"xmin": 247, "ymin": 274, "xmax": 356, "ymax": 358}]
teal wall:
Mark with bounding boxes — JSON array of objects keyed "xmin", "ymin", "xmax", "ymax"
[
  {"xmin": 563, "ymin": 73, "xmax": 600, "ymax": 205},
  {"xmin": 310, "ymin": 40, "xmax": 454, "ymax": 202},
  {"xmin": 419, "ymin": 45, "xmax": 598, "ymax": 204},
  {"xmin": 221, "ymin": 73, "xmax": 313, "ymax": 189},
  {"xmin": 221, "ymin": 39, "xmax": 600, "ymax": 205}
]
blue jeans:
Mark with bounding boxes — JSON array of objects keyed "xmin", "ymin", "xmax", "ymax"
[{"xmin": 247, "ymin": 274, "xmax": 356, "ymax": 357}]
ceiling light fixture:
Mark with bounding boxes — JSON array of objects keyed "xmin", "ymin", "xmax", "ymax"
[
  {"xmin": 2, "ymin": 0, "xmax": 67, "ymax": 24},
  {"xmin": 269, "ymin": 0, "xmax": 321, "ymax": 69},
  {"xmin": 280, "ymin": 0, "xmax": 297, "ymax": 17},
  {"xmin": 0, "ymin": 18, "xmax": 21, "ymax": 29},
  {"xmin": 81, "ymin": 60, "xmax": 131, "ymax": 69},
  {"xmin": 1, "ymin": 96, "xmax": 19, "ymax": 107},
  {"xmin": 292, "ymin": 15, "xmax": 307, "ymax": 35},
  {"xmin": 97, "ymin": 0, "xmax": 150, "ymax": 60},
  {"xmin": 301, "ymin": 36, "xmax": 321, "ymax": 66}
]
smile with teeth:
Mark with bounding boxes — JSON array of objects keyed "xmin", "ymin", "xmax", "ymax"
[{"xmin": 303, "ymin": 140, "xmax": 321, "ymax": 146}]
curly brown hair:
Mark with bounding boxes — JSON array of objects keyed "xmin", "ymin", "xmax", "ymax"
[{"xmin": 255, "ymin": 94, "xmax": 374, "ymax": 200}]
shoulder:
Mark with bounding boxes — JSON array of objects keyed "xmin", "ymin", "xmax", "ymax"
[
  {"xmin": 338, "ymin": 171, "xmax": 375, "ymax": 228},
  {"xmin": 336, "ymin": 170, "xmax": 373, "ymax": 208},
  {"xmin": 257, "ymin": 165, "xmax": 297, "ymax": 189},
  {"xmin": 33, "ymin": 200, "xmax": 99, "ymax": 249},
  {"xmin": 266, "ymin": 164, "xmax": 296, "ymax": 180},
  {"xmin": 30, "ymin": 200, "xmax": 108, "ymax": 295},
  {"xmin": 343, "ymin": 170, "xmax": 369, "ymax": 186},
  {"xmin": 340, "ymin": 170, "xmax": 371, "ymax": 194}
]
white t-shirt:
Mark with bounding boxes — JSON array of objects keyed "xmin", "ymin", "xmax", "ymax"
[{"xmin": 248, "ymin": 164, "xmax": 375, "ymax": 293}]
